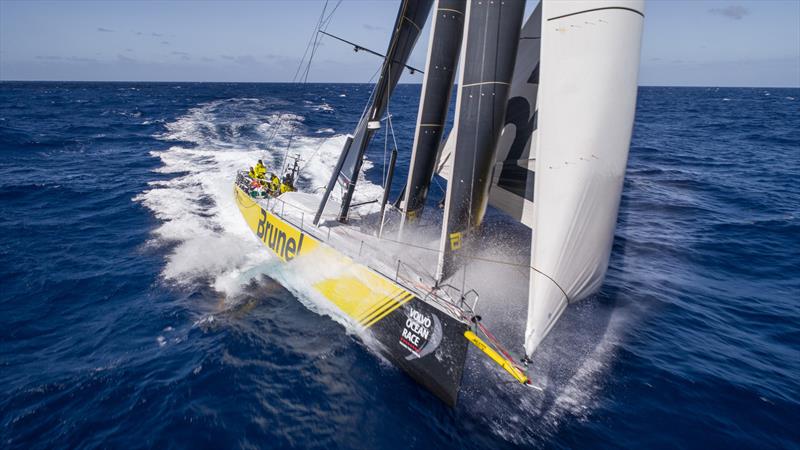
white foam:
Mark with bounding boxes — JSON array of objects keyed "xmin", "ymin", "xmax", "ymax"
[
  {"xmin": 312, "ymin": 102, "xmax": 334, "ymax": 112},
  {"xmin": 136, "ymin": 97, "xmax": 384, "ymax": 299}
]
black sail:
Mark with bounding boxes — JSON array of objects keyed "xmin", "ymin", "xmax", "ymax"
[
  {"xmin": 315, "ymin": 0, "xmax": 433, "ymax": 224},
  {"xmin": 400, "ymin": 0, "xmax": 466, "ymax": 227},
  {"xmin": 435, "ymin": 0, "xmax": 525, "ymax": 281}
]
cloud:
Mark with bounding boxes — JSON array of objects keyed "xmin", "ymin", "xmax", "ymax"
[
  {"xmin": 201, "ymin": 56, "xmax": 215, "ymax": 62},
  {"xmin": 363, "ymin": 24, "xmax": 384, "ymax": 31},
  {"xmin": 234, "ymin": 55, "xmax": 257, "ymax": 65},
  {"xmin": 66, "ymin": 56, "xmax": 97, "ymax": 63},
  {"xmin": 35, "ymin": 55, "xmax": 62, "ymax": 60},
  {"xmin": 151, "ymin": 32, "xmax": 163, "ymax": 37},
  {"xmin": 219, "ymin": 54, "xmax": 258, "ymax": 65},
  {"xmin": 161, "ymin": 41, "xmax": 170, "ymax": 45},
  {"xmin": 708, "ymin": 5, "xmax": 749, "ymax": 20},
  {"xmin": 171, "ymin": 51, "xmax": 190, "ymax": 61},
  {"xmin": 97, "ymin": 27, "xmax": 114, "ymax": 32},
  {"xmin": 117, "ymin": 54, "xmax": 135, "ymax": 62}
]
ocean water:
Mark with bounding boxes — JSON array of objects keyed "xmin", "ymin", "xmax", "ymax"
[{"xmin": 0, "ymin": 82, "xmax": 798, "ymax": 449}]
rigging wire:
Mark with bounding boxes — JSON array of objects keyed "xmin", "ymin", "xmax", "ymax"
[{"xmin": 263, "ymin": 0, "xmax": 345, "ymax": 175}]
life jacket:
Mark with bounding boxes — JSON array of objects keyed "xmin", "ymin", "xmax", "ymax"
[{"xmin": 254, "ymin": 163, "xmax": 266, "ymax": 179}]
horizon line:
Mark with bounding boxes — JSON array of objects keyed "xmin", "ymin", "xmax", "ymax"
[{"xmin": 1, "ymin": 79, "xmax": 798, "ymax": 89}]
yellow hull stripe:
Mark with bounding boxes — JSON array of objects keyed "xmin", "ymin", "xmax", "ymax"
[
  {"xmin": 364, "ymin": 293, "xmax": 414, "ymax": 328},
  {"xmin": 359, "ymin": 291, "xmax": 413, "ymax": 326},
  {"xmin": 355, "ymin": 289, "xmax": 405, "ymax": 324},
  {"xmin": 234, "ymin": 184, "xmax": 415, "ymax": 328}
]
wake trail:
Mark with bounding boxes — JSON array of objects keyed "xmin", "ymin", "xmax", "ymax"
[{"xmin": 134, "ymin": 98, "xmax": 380, "ymax": 318}]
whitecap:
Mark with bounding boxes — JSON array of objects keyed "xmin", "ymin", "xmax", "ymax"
[{"xmin": 136, "ymin": 98, "xmax": 383, "ymax": 297}]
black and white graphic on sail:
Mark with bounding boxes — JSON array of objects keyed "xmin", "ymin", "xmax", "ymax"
[
  {"xmin": 399, "ymin": 0, "xmax": 465, "ymax": 232},
  {"xmin": 435, "ymin": 0, "xmax": 525, "ymax": 282},
  {"xmin": 436, "ymin": 2, "xmax": 541, "ymax": 228},
  {"xmin": 314, "ymin": 0, "xmax": 433, "ymax": 224}
]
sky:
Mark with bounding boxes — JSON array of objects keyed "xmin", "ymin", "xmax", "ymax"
[{"xmin": 0, "ymin": 0, "xmax": 798, "ymax": 87}]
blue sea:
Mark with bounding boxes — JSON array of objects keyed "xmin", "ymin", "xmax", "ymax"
[{"xmin": 1, "ymin": 82, "xmax": 798, "ymax": 449}]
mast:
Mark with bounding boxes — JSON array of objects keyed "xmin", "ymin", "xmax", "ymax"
[
  {"xmin": 524, "ymin": 0, "xmax": 645, "ymax": 356},
  {"xmin": 314, "ymin": 0, "xmax": 433, "ymax": 225},
  {"xmin": 435, "ymin": 0, "xmax": 525, "ymax": 282},
  {"xmin": 399, "ymin": 0, "xmax": 466, "ymax": 232}
]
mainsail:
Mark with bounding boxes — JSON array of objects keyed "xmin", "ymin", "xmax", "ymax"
[
  {"xmin": 524, "ymin": 0, "xmax": 645, "ymax": 356},
  {"xmin": 435, "ymin": 0, "xmax": 525, "ymax": 281},
  {"xmin": 435, "ymin": 3, "xmax": 542, "ymax": 228},
  {"xmin": 314, "ymin": 0, "xmax": 433, "ymax": 224},
  {"xmin": 400, "ymin": 0, "xmax": 466, "ymax": 229}
]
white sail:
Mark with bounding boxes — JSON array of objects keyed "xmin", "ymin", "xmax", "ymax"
[
  {"xmin": 434, "ymin": 129, "xmax": 454, "ymax": 180},
  {"xmin": 525, "ymin": 0, "xmax": 645, "ymax": 356},
  {"xmin": 435, "ymin": 4, "xmax": 541, "ymax": 228}
]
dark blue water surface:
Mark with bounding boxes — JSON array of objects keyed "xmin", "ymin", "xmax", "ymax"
[{"xmin": 1, "ymin": 82, "xmax": 798, "ymax": 449}]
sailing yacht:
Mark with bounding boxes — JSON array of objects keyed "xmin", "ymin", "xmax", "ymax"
[{"xmin": 234, "ymin": 0, "xmax": 644, "ymax": 406}]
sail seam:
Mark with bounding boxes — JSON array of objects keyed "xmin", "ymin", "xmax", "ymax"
[
  {"xmin": 461, "ymin": 81, "xmax": 510, "ymax": 88},
  {"xmin": 437, "ymin": 8, "xmax": 464, "ymax": 15},
  {"xmin": 547, "ymin": 6, "xmax": 644, "ymax": 21},
  {"xmin": 403, "ymin": 15, "xmax": 422, "ymax": 32}
]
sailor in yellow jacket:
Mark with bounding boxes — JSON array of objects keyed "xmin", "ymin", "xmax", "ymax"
[
  {"xmin": 254, "ymin": 160, "xmax": 267, "ymax": 179},
  {"xmin": 280, "ymin": 181, "xmax": 294, "ymax": 194},
  {"xmin": 269, "ymin": 174, "xmax": 281, "ymax": 193}
]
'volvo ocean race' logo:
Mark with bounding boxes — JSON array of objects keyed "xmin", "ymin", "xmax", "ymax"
[{"xmin": 399, "ymin": 305, "xmax": 442, "ymax": 360}]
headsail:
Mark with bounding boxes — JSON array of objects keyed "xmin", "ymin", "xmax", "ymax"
[
  {"xmin": 315, "ymin": 0, "xmax": 433, "ymax": 224},
  {"xmin": 400, "ymin": 0, "xmax": 466, "ymax": 229},
  {"xmin": 524, "ymin": 0, "xmax": 645, "ymax": 356},
  {"xmin": 435, "ymin": 0, "xmax": 525, "ymax": 281},
  {"xmin": 435, "ymin": 4, "xmax": 542, "ymax": 228}
]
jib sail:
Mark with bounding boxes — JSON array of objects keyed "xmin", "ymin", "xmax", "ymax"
[
  {"xmin": 435, "ymin": 3, "xmax": 541, "ymax": 228},
  {"xmin": 524, "ymin": 0, "xmax": 645, "ymax": 356},
  {"xmin": 435, "ymin": 0, "xmax": 525, "ymax": 282}
]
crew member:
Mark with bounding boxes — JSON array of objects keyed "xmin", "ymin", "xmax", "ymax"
[
  {"xmin": 280, "ymin": 173, "xmax": 295, "ymax": 193},
  {"xmin": 270, "ymin": 173, "xmax": 281, "ymax": 193},
  {"xmin": 254, "ymin": 159, "xmax": 267, "ymax": 179}
]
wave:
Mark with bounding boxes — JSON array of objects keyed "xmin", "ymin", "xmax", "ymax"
[{"xmin": 135, "ymin": 97, "xmax": 383, "ymax": 300}]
